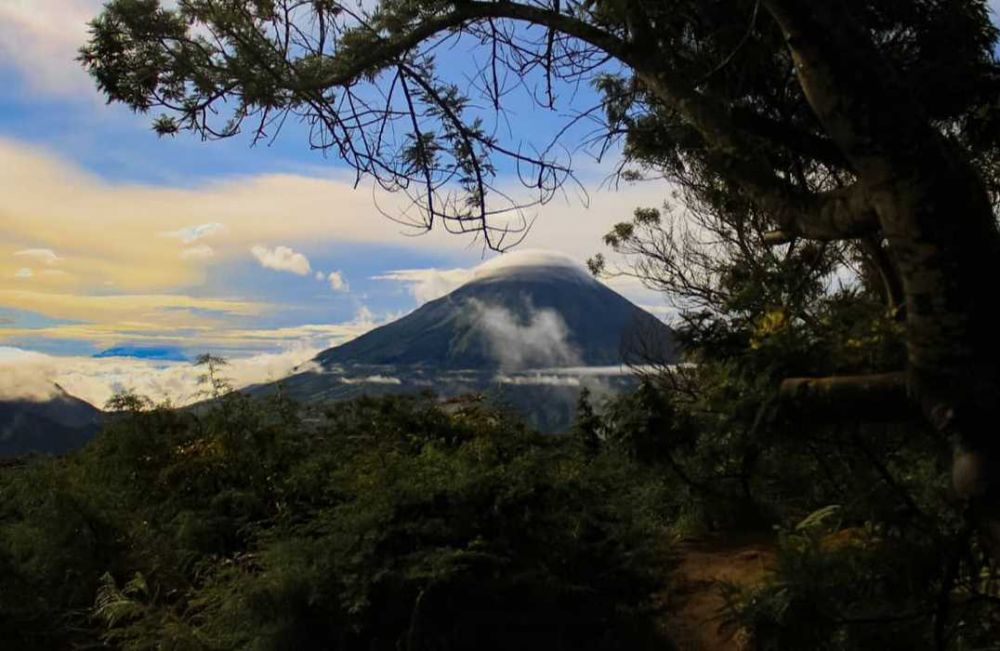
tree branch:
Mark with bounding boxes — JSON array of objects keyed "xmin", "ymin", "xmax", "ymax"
[
  {"xmin": 778, "ymin": 372, "xmax": 913, "ymax": 422},
  {"xmin": 760, "ymin": 0, "xmax": 929, "ymax": 181},
  {"xmin": 859, "ymin": 236, "xmax": 905, "ymax": 316},
  {"xmin": 310, "ymin": 1, "xmax": 634, "ymax": 91},
  {"xmin": 761, "ymin": 183, "xmax": 879, "ymax": 245},
  {"xmin": 730, "ymin": 107, "xmax": 847, "ymax": 169}
]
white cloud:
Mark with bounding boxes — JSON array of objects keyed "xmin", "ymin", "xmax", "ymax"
[
  {"xmin": 1, "ymin": 137, "xmax": 669, "ymax": 296},
  {"xmin": 0, "ymin": 347, "xmax": 58, "ymax": 400},
  {"xmin": 337, "ymin": 375, "xmax": 402, "ymax": 385},
  {"xmin": 377, "ymin": 250, "xmax": 595, "ymax": 304},
  {"xmin": 180, "ymin": 244, "xmax": 214, "ymax": 260},
  {"xmin": 0, "ymin": 302, "xmax": 394, "ymax": 406},
  {"xmin": 14, "ymin": 248, "xmax": 61, "ymax": 265},
  {"xmin": 0, "ymin": 0, "xmax": 102, "ymax": 97},
  {"xmin": 315, "ymin": 271, "xmax": 324, "ymax": 281},
  {"xmin": 0, "ymin": 344, "xmax": 319, "ymax": 407},
  {"xmin": 162, "ymin": 222, "xmax": 226, "ymax": 244},
  {"xmin": 354, "ymin": 305, "xmax": 375, "ymax": 324},
  {"xmin": 375, "ymin": 267, "xmax": 474, "ymax": 303},
  {"xmin": 469, "ymin": 298, "xmax": 581, "ymax": 371},
  {"xmin": 497, "ymin": 374, "xmax": 582, "ymax": 387},
  {"xmin": 250, "ymin": 245, "xmax": 311, "ymax": 275},
  {"xmin": 475, "ymin": 250, "xmax": 587, "ymax": 277},
  {"xmin": 378, "ymin": 251, "xmax": 675, "ymax": 328},
  {"xmin": 14, "ymin": 268, "xmax": 33, "ymax": 279},
  {"xmin": 217, "ymin": 319, "xmax": 376, "ymax": 347},
  {"xmin": 327, "ymin": 271, "xmax": 348, "ymax": 292}
]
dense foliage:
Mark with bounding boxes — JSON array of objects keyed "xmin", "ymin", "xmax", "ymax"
[{"xmin": 0, "ymin": 388, "xmax": 670, "ymax": 650}]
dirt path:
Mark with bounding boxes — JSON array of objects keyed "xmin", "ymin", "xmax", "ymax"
[{"xmin": 660, "ymin": 534, "xmax": 776, "ymax": 651}]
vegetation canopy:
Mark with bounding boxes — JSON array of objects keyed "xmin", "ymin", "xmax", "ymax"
[{"xmin": 0, "ymin": 391, "xmax": 671, "ymax": 649}]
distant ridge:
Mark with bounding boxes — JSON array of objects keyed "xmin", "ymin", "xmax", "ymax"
[{"xmin": 94, "ymin": 346, "xmax": 188, "ymax": 361}]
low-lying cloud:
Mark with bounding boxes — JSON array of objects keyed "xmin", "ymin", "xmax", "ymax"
[
  {"xmin": 0, "ymin": 345, "xmax": 320, "ymax": 407},
  {"xmin": 469, "ymin": 299, "xmax": 581, "ymax": 371},
  {"xmin": 337, "ymin": 375, "xmax": 402, "ymax": 385},
  {"xmin": 497, "ymin": 374, "xmax": 582, "ymax": 387}
]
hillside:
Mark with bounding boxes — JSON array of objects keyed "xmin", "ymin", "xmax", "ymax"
[{"xmin": 0, "ymin": 385, "xmax": 102, "ymax": 456}]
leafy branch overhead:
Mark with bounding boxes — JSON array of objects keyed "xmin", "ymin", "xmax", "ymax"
[{"xmin": 80, "ymin": 0, "xmax": 1000, "ymax": 252}]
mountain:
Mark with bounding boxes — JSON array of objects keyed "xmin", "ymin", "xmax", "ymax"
[
  {"xmin": 314, "ymin": 259, "xmax": 674, "ymax": 371},
  {"xmin": 94, "ymin": 345, "xmax": 188, "ymax": 361},
  {"xmin": 0, "ymin": 385, "xmax": 102, "ymax": 457},
  {"xmin": 254, "ymin": 253, "xmax": 677, "ymax": 430}
]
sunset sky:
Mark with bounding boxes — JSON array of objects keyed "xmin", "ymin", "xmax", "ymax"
[{"xmin": 4, "ymin": 1, "xmax": 994, "ymax": 405}]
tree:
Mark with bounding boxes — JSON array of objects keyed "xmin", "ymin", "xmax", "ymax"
[
  {"xmin": 571, "ymin": 386, "xmax": 601, "ymax": 458},
  {"xmin": 81, "ymin": 1, "xmax": 1000, "ymax": 533}
]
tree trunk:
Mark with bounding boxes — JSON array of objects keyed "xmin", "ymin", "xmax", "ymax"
[
  {"xmin": 763, "ymin": 0, "xmax": 1000, "ymax": 515},
  {"xmin": 876, "ymin": 151, "xmax": 1000, "ymax": 509}
]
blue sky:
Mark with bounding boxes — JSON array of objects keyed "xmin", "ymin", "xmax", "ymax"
[{"xmin": 0, "ymin": 0, "xmax": 677, "ymax": 404}]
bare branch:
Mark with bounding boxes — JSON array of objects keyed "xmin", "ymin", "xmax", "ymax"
[{"xmin": 778, "ymin": 372, "xmax": 912, "ymax": 422}]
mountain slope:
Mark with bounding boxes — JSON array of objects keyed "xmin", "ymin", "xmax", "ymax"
[{"xmin": 0, "ymin": 385, "xmax": 102, "ymax": 456}]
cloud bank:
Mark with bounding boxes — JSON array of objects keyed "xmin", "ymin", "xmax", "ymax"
[{"xmin": 0, "ymin": 345, "xmax": 319, "ymax": 407}]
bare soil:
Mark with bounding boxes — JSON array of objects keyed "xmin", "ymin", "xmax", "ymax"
[{"xmin": 659, "ymin": 534, "xmax": 776, "ymax": 651}]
